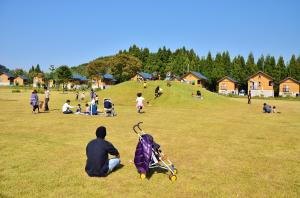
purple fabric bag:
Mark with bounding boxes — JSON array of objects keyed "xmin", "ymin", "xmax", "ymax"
[
  {"xmin": 30, "ymin": 93, "xmax": 39, "ymax": 106},
  {"xmin": 134, "ymin": 134, "xmax": 160, "ymax": 174}
]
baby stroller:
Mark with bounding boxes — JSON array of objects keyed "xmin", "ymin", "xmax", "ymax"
[
  {"xmin": 103, "ymin": 98, "xmax": 116, "ymax": 117},
  {"xmin": 133, "ymin": 122, "xmax": 177, "ymax": 181}
]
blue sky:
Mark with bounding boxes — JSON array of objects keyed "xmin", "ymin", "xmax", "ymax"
[{"xmin": 0, "ymin": 0, "xmax": 300, "ymax": 71}]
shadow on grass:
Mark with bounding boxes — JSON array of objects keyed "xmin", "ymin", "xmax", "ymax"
[
  {"xmin": 111, "ymin": 164, "xmax": 125, "ymax": 173},
  {"xmin": 147, "ymin": 167, "xmax": 169, "ymax": 179}
]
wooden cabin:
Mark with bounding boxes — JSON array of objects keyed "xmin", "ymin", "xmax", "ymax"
[
  {"xmin": 181, "ymin": 71, "xmax": 208, "ymax": 87},
  {"xmin": 247, "ymin": 71, "xmax": 274, "ymax": 97},
  {"xmin": 279, "ymin": 77, "xmax": 300, "ymax": 97},
  {"xmin": 48, "ymin": 79, "xmax": 55, "ymax": 88},
  {"xmin": 92, "ymin": 74, "xmax": 116, "ymax": 89},
  {"xmin": 217, "ymin": 76, "xmax": 238, "ymax": 95},
  {"xmin": 131, "ymin": 72, "xmax": 153, "ymax": 82},
  {"xmin": 0, "ymin": 72, "xmax": 15, "ymax": 86},
  {"xmin": 67, "ymin": 74, "xmax": 88, "ymax": 89},
  {"xmin": 165, "ymin": 72, "xmax": 181, "ymax": 82},
  {"xmin": 14, "ymin": 75, "xmax": 29, "ymax": 86},
  {"xmin": 33, "ymin": 76, "xmax": 45, "ymax": 88}
]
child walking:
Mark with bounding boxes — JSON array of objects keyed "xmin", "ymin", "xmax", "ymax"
[{"xmin": 136, "ymin": 93, "xmax": 145, "ymax": 113}]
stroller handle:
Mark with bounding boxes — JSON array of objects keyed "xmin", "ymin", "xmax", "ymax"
[{"xmin": 133, "ymin": 122, "xmax": 143, "ymax": 134}]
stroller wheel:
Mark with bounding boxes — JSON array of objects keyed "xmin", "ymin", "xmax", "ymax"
[
  {"xmin": 169, "ymin": 174, "xmax": 177, "ymax": 182},
  {"xmin": 172, "ymin": 168, "xmax": 178, "ymax": 174},
  {"xmin": 140, "ymin": 173, "xmax": 146, "ymax": 180}
]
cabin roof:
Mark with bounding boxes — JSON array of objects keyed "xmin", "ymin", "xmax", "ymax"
[
  {"xmin": 279, "ymin": 77, "xmax": 300, "ymax": 84},
  {"xmin": 138, "ymin": 72, "xmax": 152, "ymax": 79},
  {"xmin": 1, "ymin": 71, "xmax": 15, "ymax": 78},
  {"xmin": 72, "ymin": 74, "xmax": 88, "ymax": 81},
  {"xmin": 182, "ymin": 71, "xmax": 208, "ymax": 81},
  {"xmin": 217, "ymin": 76, "xmax": 238, "ymax": 83},
  {"xmin": 247, "ymin": 71, "xmax": 273, "ymax": 80}
]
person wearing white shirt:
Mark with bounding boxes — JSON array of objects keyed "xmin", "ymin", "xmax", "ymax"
[
  {"xmin": 136, "ymin": 93, "xmax": 145, "ymax": 113},
  {"xmin": 62, "ymin": 100, "xmax": 74, "ymax": 114}
]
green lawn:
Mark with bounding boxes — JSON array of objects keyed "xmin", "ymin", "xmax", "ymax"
[{"xmin": 0, "ymin": 81, "xmax": 299, "ymax": 198}]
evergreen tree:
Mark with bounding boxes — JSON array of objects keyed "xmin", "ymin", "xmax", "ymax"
[
  {"xmin": 257, "ymin": 55, "xmax": 264, "ymax": 71},
  {"xmin": 35, "ymin": 64, "xmax": 42, "ymax": 73},
  {"xmin": 287, "ymin": 54, "xmax": 300, "ymax": 80},
  {"xmin": 246, "ymin": 53, "xmax": 258, "ymax": 76},
  {"xmin": 264, "ymin": 55, "xmax": 276, "ymax": 76},
  {"xmin": 273, "ymin": 56, "xmax": 287, "ymax": 96}
]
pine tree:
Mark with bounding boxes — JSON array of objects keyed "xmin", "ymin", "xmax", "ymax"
[
  {"xmin": 246, "ymin": 53, "xmax": 258, "ymax": 76},
  {"xmin": 35, "ymin": 64, "xmax": 42, "ymax": 73},
  {"xmin": 287, "ymin": 54, "xmax": 300, "ymax": 80},
  {"xmin": 273, "ymin": 56, "xmax": 287, "ymax": 96},
  {"xmin": 257, "ymin": 55, "xmax": 264, "ymax": 71}
]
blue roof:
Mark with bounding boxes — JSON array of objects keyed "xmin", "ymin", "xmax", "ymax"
[
  {"xmin": 103, "ymin": 74, "xmax": 116, "ymax": 82},
  {"xmin": 1, "ymin": 71, "xmax": 15, "ymax": 78},
  {"xmin": 189, "ymin": 71, "xmax": 208, "ymax": 80},
  {"xmin": 138, "ymin": 72, "xmax": 152, "ymax": 79},
  {"xmin": 72, "ymin": 74, "xmax": 87, "ymax": 81},
  {"xmin": 18, "ymin": 75, "xmax": 29, "ymax": 80}
]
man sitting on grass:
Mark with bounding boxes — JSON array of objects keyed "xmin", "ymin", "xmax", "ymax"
[
  {"xmin": 62, "ymin": 99, "xmax": 74, "ymax": 114},
  {"xmin": 85, "ymin": 126, "xmax": 120, "ymax": 177}
]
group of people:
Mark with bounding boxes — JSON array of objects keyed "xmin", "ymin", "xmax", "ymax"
[
  {"xmin": 30, "ymin": 87, "xmax": 50, "ymax": 114},
  {"xmin": 63, "ymin": 89, "xmax": 115, "ymax": 116}
]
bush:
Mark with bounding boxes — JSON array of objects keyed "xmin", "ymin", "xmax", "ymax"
[{"xmin": 12, "ymin": 89, "xmax": 21, "ymax": 93}]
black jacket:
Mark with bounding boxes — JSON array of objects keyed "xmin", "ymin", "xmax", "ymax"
[{"xmin": 85, "ymin": 138, "xmax": 119, "ymax": 177}]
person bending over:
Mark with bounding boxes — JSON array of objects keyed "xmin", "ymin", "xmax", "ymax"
[
  {"xmin": 85, "ymin": 126, "xmax": 120, "ymax": 177},
  {"xmin": 263, "ymin": 103, "xmax": 272, "ymax": 113},
  {"xmin": 62, "ymin": 100, "xmax": 74, "ymax": 114}
]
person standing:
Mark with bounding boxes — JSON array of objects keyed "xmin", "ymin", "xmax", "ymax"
[
  {"xmin": 90, "ymin": 89, "xmax": 96, "ymax": 100},
  {"xmin": 85, "ymin": 126, "xmax": 120, "ymax": 177},
  {"xmin": 44, "ymin": 87, "xmax": 50, "ymax": 111},
  {"xmin": 30, "ymin": 90, "xmax": 39, "ymax": 114},
  {"xmin": 136, "ymin": 93, "xmax": 145, "ymax": 113},
  {"xmin": 248, "ymin": 90, "xmax": 251, "ymax": 104}
]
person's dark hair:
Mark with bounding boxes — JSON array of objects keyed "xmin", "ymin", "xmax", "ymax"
[
  {"xmin": 78, "ymin": 104, "xmax": 81, "ymax": 106},
  {"xmin": 96, "ymin": 126, "xmax": 106, "ymax": 139},
  {"xmin": 44, "ymin": 86, "xmax": 48, "ymax": 90},
  {"xmin": 137, "ymin": 92, "xmax": 142, "ymax": 97},
  {"xmin": 273, "ymin": 106, "xmax": 276, "ymax": 109},
  {"xmin": 263, "ymin": 103, "xmax": 267, "ymax": 106},
  {"xmin": 66, "ymin": 100, "xmax": 71, "ymax": 103},
  {"xmin": 33, "ymin": 90, "xmax": 37, "ymax": 93},
  {"xmin": 85, "ymin": 103, "xmax": 89, "ymax": 107}
]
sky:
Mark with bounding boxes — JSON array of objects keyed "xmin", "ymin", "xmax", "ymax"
[{"xmin": 0, "ymin": 0, "xmax": 300, "ymax": 71}]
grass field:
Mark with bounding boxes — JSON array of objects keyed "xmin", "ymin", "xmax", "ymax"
[{"xmin": 0, "ymin": 81, "xmax": 300, "ymax": 198}]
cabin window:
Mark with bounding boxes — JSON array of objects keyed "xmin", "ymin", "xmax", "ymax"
[
  {"xmin": 269, "ymin": 81, "xmax": 273, "ymax": 86},
  {"xmin": 258, "ymin": 82, "xmax": 261, "ymax": 87},
  {"xmin": 221, "ymin": 83, "xmax": 227, "ymax": 90},
  {"xmin": 197, "ymin": 80, "xmax": 201, "ymax": 85},
  {"xmin": 283, "ymin": 85, "xmax": 289, "ymax": 92}
]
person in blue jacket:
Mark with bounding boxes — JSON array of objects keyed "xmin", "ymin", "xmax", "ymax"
[{"xmin": 85, "ymin": 126, "xmax": 120, "ymax": 177}]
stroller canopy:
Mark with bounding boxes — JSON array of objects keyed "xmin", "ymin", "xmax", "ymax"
[{"xmin": 134, "ymin": 134, "xmax": 160, "ymax": 173}]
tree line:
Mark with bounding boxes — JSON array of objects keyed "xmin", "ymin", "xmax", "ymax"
[{"xmin": 2, "ymin": 44, "xmax": 300, "ymax": 95}]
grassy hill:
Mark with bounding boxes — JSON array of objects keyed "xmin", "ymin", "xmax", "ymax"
[
  {"xmin": 99, "ymin": 81, "xmax": 232, "ymax": 108},
  {"xmin": 0, "ymin": 82, "xmax": 300, "ymax": 198}
]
